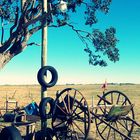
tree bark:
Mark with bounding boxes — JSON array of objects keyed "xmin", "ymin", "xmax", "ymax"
[{"xmin": 0, "ymin": 52, "xmax": 13, "ymax": 69}]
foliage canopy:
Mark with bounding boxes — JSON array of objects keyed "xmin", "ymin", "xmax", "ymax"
[{"xmin": 0, "ymin": 0, "xmax": 119, "ymax": 69}]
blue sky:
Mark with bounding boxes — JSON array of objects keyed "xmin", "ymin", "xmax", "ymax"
[{"xmin": 0, "ymin": 0, "xmax": 140, "ymax": 85}]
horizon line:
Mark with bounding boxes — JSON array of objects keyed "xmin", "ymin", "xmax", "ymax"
[{"xmin": 0, "ymin": 82, "xmax": 139, "ymax": 86}]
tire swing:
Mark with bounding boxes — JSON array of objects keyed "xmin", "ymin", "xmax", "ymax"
[
  {"xmin": 39, "ymin": 97, "xmax": 54, "ymax": 120},
  {"xmin": 38, "ymin": 66, "xmax": 58, "ymax": 120},
  {"xmin": 35, "ymin": 127, "xmax": 56, "ymax": 140},
  {"xmin": 0, "ymin": 126, "xmax": 22, "ymax": 140},
  {"xmin": 37, "ymin": 66, "xmax": 58, "ymax": 88}
]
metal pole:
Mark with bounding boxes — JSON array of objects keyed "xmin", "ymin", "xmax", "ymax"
[{"xmin": 41, "ymin": 0, "xmax": 48, "ymax": 129}]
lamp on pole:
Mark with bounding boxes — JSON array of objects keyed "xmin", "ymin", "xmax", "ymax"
[{"xmin": 58, "ymin": 0, "xmax": 67, "ymax": 13}]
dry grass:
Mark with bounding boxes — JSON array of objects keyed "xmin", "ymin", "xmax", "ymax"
[{"xmin": 0, "ymin": 84, "xmax": 140, "ymax": 139}]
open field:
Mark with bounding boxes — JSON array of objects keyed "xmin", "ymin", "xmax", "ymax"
[{"xmin": 0, "ymin": 84, "xmax": 140, "ymax": 139}]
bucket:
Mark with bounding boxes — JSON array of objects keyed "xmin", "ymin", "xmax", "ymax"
[{"xmin": 24, "ymin": 102, "xmax": 39, "ymax": 115}]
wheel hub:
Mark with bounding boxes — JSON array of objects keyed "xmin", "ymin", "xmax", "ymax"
[{"xmin": 66, "ymin": 115, "xmax": 73, "ymax": 124}]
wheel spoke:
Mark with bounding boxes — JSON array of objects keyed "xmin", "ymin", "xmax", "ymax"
[
  {"xmin": 71, "ymin": 90, "xmax": 77, "ymax": 112},
  {"xmin": 74, "ymin": 116, "xmax": 87, "ymax": 123},
  {"xmin": 56, "ymin": 104, "xmax": 67, "ymax": 115},
  {"xmin": 100, "ymin": 124, "xmax": 108, "ymax": 135},
  {"xmin": 122, "ymin": 119, "xmax": 129, "ymax": 130},
  {"xmin": 68, "ymin": 124, "xmax": 73, "ymax": 139},
  {"xmin": 110, "ymin": 123, "xmax": 116, "ymax": 140},
  {"xmin": 96, "ymin": 114, "xmax": 105, "ymax": 126},
  {"xmin": 111, "ymin": 92, "xmax": 113, "ymax": 104},
  {"xmin": 84, "ymin": 104, "xmax": 87, "ymax": 134},
  {"xmin": 122, "ymin": 98, "xmax": 127, "ymax": 105},
  {"xmin": 72, "ymin": 110, "xmax": 84, "ymax": 120},
  {"xmin": 97, "ymin": 120, "xmax": 103, "ymax": 126},
  {"xmin": 73, "ymin": 121, "xmax": 85, "ymax": 135},
  {"xmin": 53, "ymin": 120, "xmax": 67, "ymax": 128},
  {"xmin": 98, "ymin": 106, "xmax": 109, "ymax": 115},
  {"xmin": 67, "ymin": 90, "xmax": 71, "ymax": 113},
  {"xmin": 106, "ymin": 124, "xmax": 112, "ymax": 140},
  {"xmin": 117, "ymin": 120, "xmax": 129, "ymax": 132},
  {"xmin": 99, "ymin": 106, "xmax": 105, "ymax": 114},
  {"xmin": 60, "ymin": 95, "xmax": 69, "ymax": 114},
  {"xmin": 71, "ymin": 123, "xmax": 79, "ymax": 139},
  {"xmin": 116, "ymin": 93, "xmax": 121, "ymax": 104},
  {"xmin": 72, "ymin": 97, "xmax": 84, "ymax": 114},
  {"xmin": 114, "ymin": 122, "xmax": 124, "ymax": 140},
  {"xmin": 113, "ymin": 128, "xmax": 116, "ymax": 140}
]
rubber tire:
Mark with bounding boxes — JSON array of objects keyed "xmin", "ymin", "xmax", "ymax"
[
  {"xmin": 35, "ymin": 130, "xmax": 45, "ymax": 140},
  {"xmin": 35, "ymin": 127, "xmax": 54, "ymax": 140},
  {"xmin": 45, "ymin": 127, "xmax": 55, "ymax": 139},
  {"xmin": 37, "ymin": 66, "xmax": 58, "ymax": 88},
  {"xmin": 39, "ymin": 97, "xmax": 54, "ymax": 120},
  {"xmin": 0, "ymin": 126, "xmax": 22, "ymax": 140}
]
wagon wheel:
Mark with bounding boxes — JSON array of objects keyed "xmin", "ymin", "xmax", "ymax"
[
  {"xmin": 52, "ymin": 88, "xmax": 91, "ymax": 140},
  {"xmin": 95, "ymin": 90, "xmax": 135, "ymax": 140}
]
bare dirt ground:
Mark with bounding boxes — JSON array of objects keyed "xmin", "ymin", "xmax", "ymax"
[{"xmin": 0, "ymin": 84, "xmax": 140, "ymax": 139}]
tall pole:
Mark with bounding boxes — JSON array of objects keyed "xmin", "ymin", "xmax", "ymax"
[
  {"xmin": 41, "ymin": 0, "xmax": 48, "ymax": 99},
  {"xmin": 41, "ymin": 0, "xmax": 48, "ymax": 129},
  {"xmin": 21, "ymin": 0, "xmax": 48, "ymax": 129}
]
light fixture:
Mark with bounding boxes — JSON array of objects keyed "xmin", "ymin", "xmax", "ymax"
[{"xmin": 58, "ymin": 0, "xmax": 67, "ymax": 13}]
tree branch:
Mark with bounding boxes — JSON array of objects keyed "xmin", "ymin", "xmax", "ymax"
[
  {"xmin": 10, "ymin": 7, "xmax": 19, "ymax": 35},
  {"xmin": 1, "ymin": 17, "xmax": 4, "ymax": 45},
  {"xmin": 29, "ymin": 25, "xmax": 42, "ymax": 35},
  {"xmin": 27, "ymin": 42, "xmax": 41, "ymax": 46},
  {"xmin": 23, "ymin": 12, "xmax": 47, "ymax": 28},
  {"xmin": 0, "ymin": 31, "xmax": 18, "ymax": 53},
  {"xmin": 66, "ymin": 23, "xmax": 91, "ymax": 48}
]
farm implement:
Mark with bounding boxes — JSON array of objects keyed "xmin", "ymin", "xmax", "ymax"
[
  {"xmin": 37, "ymin": 66, "xmax": 140, "ymax": 140},
  {"xmin": 0, "ymin": 66, "xmax": 140, "ymax": 140},
  {"xmin": 39, "ymin": 88, "xmax": 140, "ymax": 140}
]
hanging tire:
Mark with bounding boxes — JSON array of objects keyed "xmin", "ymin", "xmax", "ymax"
[
  {"xmin": 35, "ymin": 127, "xmax": 55, "ymax": 140},
  {"xmin": 0, "ymin": 126, "xmax": 22, "ymax": 140},
  {"xmin": 39, "ymin": 97, "xmax": 54, "ymax": 120},
  {"xmin": 45, "ymin": 127, "xmax": 56, "ymax": 139},
  {"xmin": 37, "ymin": 66, "xmax": 58, "ymax": 88},
  {"xmin": 35, "ymin": 130, "xmax": 45, "ymax": 140}
]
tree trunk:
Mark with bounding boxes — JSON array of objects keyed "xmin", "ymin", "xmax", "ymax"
[{"xmin": 0, "ymin": 52, "xmax": 13, "ymax": 69}]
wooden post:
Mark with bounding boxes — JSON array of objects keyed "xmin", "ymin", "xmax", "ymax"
[
  {"xmin": 41, "ymin": 0, "xmax": 48, "ymax": 99},
  {"xmin": 21, "ymin": 0, "xmax": 48, "ymax": 129},
  {"xmin": 41, "ymin": 0, "xmax": 48, "ymax": 129}
]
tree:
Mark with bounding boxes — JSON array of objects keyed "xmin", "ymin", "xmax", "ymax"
[{"xmin": 0, "ymin": 0, "xmax": 119, "ymax": 69}]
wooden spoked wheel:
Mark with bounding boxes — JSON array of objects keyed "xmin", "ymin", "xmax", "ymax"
[
  {"xmin": 95, "ymin": 90, "xmax": 135, "ymax": 140},
  {"xmin": 52, "ymin": 88, "xmax": 91, "ymax": 140}
]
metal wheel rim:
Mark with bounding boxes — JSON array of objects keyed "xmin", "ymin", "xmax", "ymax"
[
  {"xmin": 95, "ymin": 90, "xmax": 135, "ymax": 140},
  {"xmin": 52, "ymin": 88, "xmax": 91, "ymax": 140}
]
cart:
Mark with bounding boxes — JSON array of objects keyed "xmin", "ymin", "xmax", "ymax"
[{"xmin": 37, "ymin": 66, "xmax": 140, "ymax": 140}]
